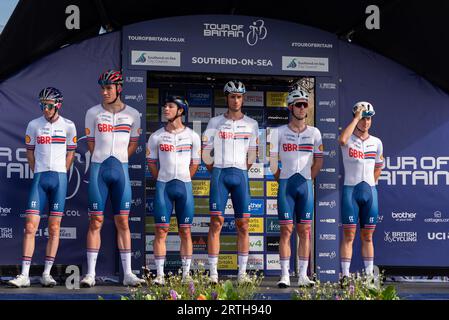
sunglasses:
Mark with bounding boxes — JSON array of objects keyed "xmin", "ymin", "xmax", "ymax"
[
  {"xmin": 40, "ymin": 102, "xmax": 58, "ymax": 110},
  {"xmin": 293, "ymin": 102, "xmax": 308, "ymax": 108}
]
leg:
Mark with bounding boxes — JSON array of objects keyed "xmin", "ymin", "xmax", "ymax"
[
  {"xmin": 230, "ymin": 168, "xmax": 251, "ymax": 277},
  {"xmin": 175, "ymin": 181, "xmax": 194, "ymax": 278},
  {"xmin": 277, "ymin": 178, "xmax": 294, "ymax": 279},
  {"xmin": 340, "ymin": 186, "xmax": 359, "ymax": 277},
  {"xmin": 154, "ymin": 226, "xmax": 169, "ymax": 277},
  {"xmin": 85, "ymin": 163, "xmax": 107, "ymax": 276},
  {"xmin": 360, "ymin": 185, "xmax": 378, "ymax": 276},
  {"xmin": 22, "ymin": 173, "xmax": 46, "ymax": 276},
  {"xmin": 44, "ymin": 172, "xmax": 67, "ymax": 274},
  {"xmin": 22, "ymin": 215, "xmax": 40, "ymax": 275},
  {"xmin": 153, "ymin": 181, "xmax": 173, "ymax": 278},
  {"xmin": 360, "ymin": 229, "xmax": 375, "ymax": 275},
  {"xmin": 295, "ymin": 178, "xmax": 314, "ymax": 277},
  {"xmin": 208, "ymin": 168, "xmax": 227, "ymax": 279}
]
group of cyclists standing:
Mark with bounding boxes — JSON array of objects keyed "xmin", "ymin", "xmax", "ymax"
[{"xmin": 8, "ymin": 70, "xmax": 383, "ymax": 290}]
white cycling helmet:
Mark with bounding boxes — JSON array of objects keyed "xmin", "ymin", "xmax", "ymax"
[
  {"xmin": 287, "ymin": 89, "xmax": 309, "ymax": 105},
  {"xmin": 223, "ymin": 80, "xmax": 246, "ymax": 95},
  {"xmin": 352, "ymin": 101, "xmax": 375, "ymax": 118}
]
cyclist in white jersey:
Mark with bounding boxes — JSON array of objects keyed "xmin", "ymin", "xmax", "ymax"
[
  {"xmin": 202, "ymin": 80, "xmax": 259, "ymax": 284},
  {"xmin": 338, "ymin": 101, "xmax": 384, "ymax": 288},
  {"xmin": 9, "ymin": 87, "xmax": 77, "ymax": 288},
  {"xmin": 269, "ymin": 89, "xmax": 323, "ymax": 287},
  {"xmin": 147, "ymin": 96, "xmax": 200, "ymax": 285},
  {"xmin": 80, "ymin": 70, "xmax": 144, "ymax": 287}
]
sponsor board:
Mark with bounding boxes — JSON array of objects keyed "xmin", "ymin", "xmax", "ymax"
[
  {"xmin": 249, "ymin": 236, "xmax": 264, "ymax": 252},
  {"xmin": 248, "ymin": 162, "xmax": 264, "ymax": 179},
  {"xmin": 131, "ymin": 50, "xmax": 181, "ymax": 67},
  {"xmin": 266, "ymin": 181, "xmax": 278, "ymax": 197},
  {"xmin": 192, "ymin": 235, "xmax": 208, "ymax": 252},
  {"xmin": 221, "ymin": 218, "xmax": 237, "ymax": 233},
  {"xmin": 191, "ymin": 216, "xmax": 210, "ymax": 233},
  {"xmin": 266, "ymin": 217, "xmax": 280, "ymax": 234},
  {"xmin": 266, "ymin": 254, "xmax": 281, "ymax": 270},
  {"xmin": 194, "ymin": 197, "xmax": 210, "ymax": 214},
  {"xmin": 266, "ymin": 236, "xmax": 280, "ymax": 252},
  {"xmin": 192, "ymin": 180, "xmax": 210, "ymax": 196},
  {"xmin": 188, "ymin": 107, "xmax": 212, "ymax": 123},
  {"xmin": 391, "ymin": 211, "xmax": 417, "ymax": 222},
  {"xmin": 165, "ymin": 254, "xmax": 183, "ymax": 270},
  {"xmin": 266, "ymin": 199, "xmax": 278, "ymax": 215},
  {"xmin": 384, "ymin": 231, "xmax": 417, "ymax": 243},
  {"xmin": 282, "ymin": 56, "xmax": 329, "ymax": 72},
  {"xmin": 187, "ymin": 89, "xmax": 212, "ymax": 106},
  {"xmin": 194, "ymin": 163, "xmax": 210, "ymax": 178},
  {"xmin": 146, "ymin": 254, "xmax": 156, "ymax": 270},
  {"xmin": 424, "ymin": 211, "xmax": 449, "ymax": 223},
  {"xmin": 220, "ymin": 235, "xmax": 238, "ymax": 251},
  {"xmin": 191, "ymin": 254, "xmax": 209, "ymax": 270},
  {"xmin": 0, "ymin": 227, "xmax": 13, "ymax": 239},
  {"xmin": 248, "ymin": 254, "xmax": 264, "ymax": 270},
  {"xmin": 218, "ymin": 254, "xmax": 237, "ymax": 270},
  {"xmin": 244, "ymin": 91, "xmax": 264, "ymax": 106},
  {"xmin": 266, "ymin": 92, "xmax": 288, "ymax": 107},
  {"xmin": 318, "ymin": 251, "xmax": 337, "ymax": 260},
  {"xmin": 249, "ymin": 181, "xmax": 264, "ymax": 197},
  {"xmin": 249, "ymin": 218, "xmax": 264, "ymax": 233},
  {"xmin": 266, "ymin": 109, "xmax": 289, "ymax": 125}
]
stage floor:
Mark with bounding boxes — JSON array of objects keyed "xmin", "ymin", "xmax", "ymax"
[{"xmin": 0, "ymin": 277, "xmax": 448, "ymax": 300}]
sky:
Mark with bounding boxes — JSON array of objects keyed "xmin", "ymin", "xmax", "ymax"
[{"xmin": 0, "ymin": 0, "xmax": 19, "ymax": 33}]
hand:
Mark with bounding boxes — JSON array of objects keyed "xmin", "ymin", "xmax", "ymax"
[{"xmin": 354, "ymin": 105, "xmax": 366, "ymax": 120}]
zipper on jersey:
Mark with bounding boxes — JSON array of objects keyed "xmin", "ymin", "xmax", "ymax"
[
  {"xmin": 111, "ymin": 112, "xmax": 115, "ymax": 156},
  {"xmin": 49, "ymin": 122, "xmax": 53, "ymax": 171},
  {"xmin": 232, "ymin": 120, "xmax": 236, "ymax": 166},
  {"xmin": 174, "ymin": 132, "xmax": 178, "ymax": 178}
]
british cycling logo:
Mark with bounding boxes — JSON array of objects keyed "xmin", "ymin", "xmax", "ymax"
[
  {"xmin": 203, "ymin": 19, "xmax": 267, "ymax": 46},
  {"xmin": 67, "ymin": 136, "xmax": 90, "ymax": 199}
]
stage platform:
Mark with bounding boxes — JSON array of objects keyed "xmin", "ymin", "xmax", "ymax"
[{"xmin": 0, "ymin": 277, "xmax": 448, "ymax": 300}]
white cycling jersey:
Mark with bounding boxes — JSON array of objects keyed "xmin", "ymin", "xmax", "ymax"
[
  {"xmin": 202, "ymin": 114, "xmax": 259, "ymax": 170},
  {"xmin": 85, "ymin": 104, "xmax": 141, "ymax": 163},
  {"xmin": 341, "ymin": 134, "xmax": 384, "ymax": 186},
  {"xmin": 147, "ymin": 126, "xmax": 201, "ymax": 182},
  {"xmin": 269, "ymin": 125, "xmax": 323, "ymax": 180},
  {"xmin": 25, "ymin": 115, "xmax": 77, "ymax": 173}
]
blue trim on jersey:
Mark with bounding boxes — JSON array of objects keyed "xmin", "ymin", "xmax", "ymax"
[{"xmin": 341, "ymin": 182, "xmax": 378, "ymax": 228}]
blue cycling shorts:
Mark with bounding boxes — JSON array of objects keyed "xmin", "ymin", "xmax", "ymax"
[
  {"xmin": 341, "ymin": 182, "xmax": 378, "ymax": 230},
  {"xmin": 88, "ymin": 156, "xmax": 132, "ymax": 217},
  {"xmin": 26, "ymin": 171, "xmax": 67, "ymax": 218},
  {"xmin": 277, "ymin": 173, "xmax": 314, "ymax": 225},
  {"xmin": 154, "ymin": 179, "xmax": 194, "ymax": 228},
  {"xmin": 209, "ymin": 167, "xmax": 251, "ymax": 219}
]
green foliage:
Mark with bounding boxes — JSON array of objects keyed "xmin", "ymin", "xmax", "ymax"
[
  {"xmin": 292, "ymin": 273, "xmax": 400, "ymax": 300},
  {"xmin": 123, "ymin": 264, "xmax": 264, "ymax": 300}
]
